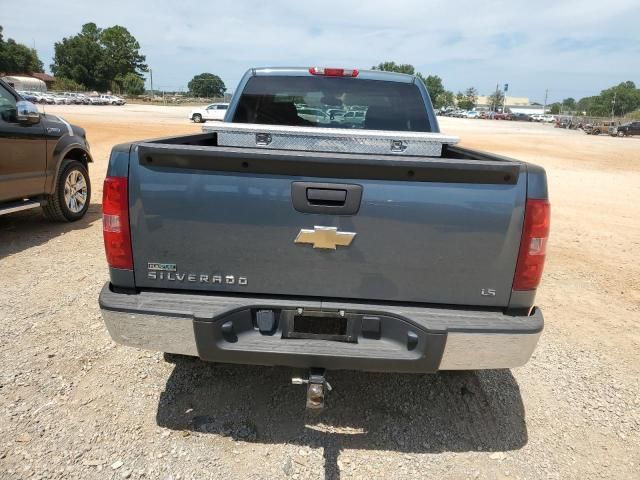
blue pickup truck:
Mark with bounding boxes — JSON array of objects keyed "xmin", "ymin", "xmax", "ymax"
[{"xmin": 99, "ymin": 67, "xmax": 549, "ymax": 408}]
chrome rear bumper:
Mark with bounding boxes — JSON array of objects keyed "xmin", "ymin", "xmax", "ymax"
[{"xmin": 100, "ymin": 284, "xmax": 542, "ymax": 372}]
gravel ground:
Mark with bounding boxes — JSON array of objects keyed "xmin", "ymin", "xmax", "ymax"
[{"xmin": 1, "ymin": 107, "xmax": 639, "ymax": 479}]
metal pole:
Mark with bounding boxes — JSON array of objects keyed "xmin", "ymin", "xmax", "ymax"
[
  {"xmin": 543, "ymin": 89, "xmax": 548, "ymax": 115},
  {"xmin": 611, "ymin": 91, "xmax": 617, "ymax": 120},
  {"xmin": 494, "ymin": 83, "xmax": 499, "ymax": 112},
  {"xmin": 150, "ymin": 69, "xmax": 153, "ymax": 97}
]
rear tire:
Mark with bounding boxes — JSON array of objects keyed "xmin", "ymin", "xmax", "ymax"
[
  {"xmin": 618, "ymin": 131, "xmax": 625, "ymax": 137},
  {"xmin": 193, "ymin": 114, "xmax": 203, "ymax": 123},
  {"xmin": 43, "ymin": 159, "xmax": 91, "ymax": 222}
]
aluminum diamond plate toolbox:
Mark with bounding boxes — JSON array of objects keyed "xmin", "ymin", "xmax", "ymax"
[{"xmin": 203, "ymin": 123, "xmax": 459, "ymax": 157}]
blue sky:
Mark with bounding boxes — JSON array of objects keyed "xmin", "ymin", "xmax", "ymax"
[{"xmin": 2, "ymin": 0, "xmax": 639, "ymax": 103}]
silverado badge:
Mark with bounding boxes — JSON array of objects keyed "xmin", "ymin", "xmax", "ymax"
[{"xmin": 294, "ymin": 226, "xmax": 356, "ymax": 250}]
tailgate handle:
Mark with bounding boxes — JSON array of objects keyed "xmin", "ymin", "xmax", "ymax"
[
  {"xmin": 306, "ymin": 188, "xmax": 347, "ymax": 206},
  {"xmin": 292, "ymin": 182, "xmax": 362, "ymax": 215}
]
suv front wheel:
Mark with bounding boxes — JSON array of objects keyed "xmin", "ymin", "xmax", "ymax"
[{"xmin": 43, "ymin": 159, "xmax": 91, "ymax": 222}]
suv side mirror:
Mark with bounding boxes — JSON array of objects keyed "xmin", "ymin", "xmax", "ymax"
[{"xmin": 16, "ymin": 100, "xmax": 41, "ymax": 125}]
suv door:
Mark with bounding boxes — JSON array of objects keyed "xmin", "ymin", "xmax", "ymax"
[
  {"xmin": 0, "ymin": 83, "xmax": 47, "ymax": 202},
  {"xmin": 204, "ymin": 105, "xmax": 217, "ymax": 120}
]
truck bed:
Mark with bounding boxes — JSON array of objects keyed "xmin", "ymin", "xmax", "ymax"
[{"xmin": 113, "ymin": 132, "xmax": 542, "ymax": 309}]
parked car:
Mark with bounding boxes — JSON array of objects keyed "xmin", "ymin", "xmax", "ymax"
[
  {"xmin": 99, "ymin": 94, "xmax": 125, "ymax": 105},
  {"xmin": 75, "ymin": 93, "xmax": 91, "ymax": 105},
  {"xmin": 189, "ymin": 103, "xmax": 229, "ymax": 123},
  {"xmin": 584, "ymin": 121, "xmax": 618, "ymax": 135},
  {"xmin": 18, "ymin": 91, "xmax": 38, "ymax": 103},
  {"xmin": 540, "ymin": 114, "xmax": 556, "ymax": 123},
  {"xmin": 610, "ymin": 121, "xmax": 640, "ymax": 137},
  {"xmin": 341, "ymin": 109, "xmax": 366, "ymax": 127},
  {"xmin": 297, "ymin": 107, "xmax": 330, "ymax": 124},
  {"xmin": 327, "ymin": 108, "xmax": 347, "ymax": 121},
  {"xmin": 0, "ymin": 79, "xmax": 93, "ymax": 221},
  {"xmin": 100, "ymin": 66, "xmax": 549, "ymax": 411},
  {"xmin": 511, "ymin": 113, "xmax": 532, "ymax": 122},
  {"xmin": 464, "ymin": 110, "xmax": 479, "ymax": 119},
  {"xmin": 49, "ymin": 93, "xmax": 67, "ymax": 105},
  {"xmin": 491, "ymin": 112, "xmax": 511, "ymax": 120}
]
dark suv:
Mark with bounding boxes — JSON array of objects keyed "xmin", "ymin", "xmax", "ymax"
[
  {"xmin": 0, "ymin": 79, "xmax": 92, "ymax": 221},
  {"xmin": 611, "ymin": 121, "xmax": 640, "ymax": 137}
]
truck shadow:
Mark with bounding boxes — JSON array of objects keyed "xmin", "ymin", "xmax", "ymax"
[
  {"xmin": 0, "ymin": 204, "xmax": 101, "ymax": 259},
  {"xmin": 156, "ymin": 358, "xmax": 528, "ymax": 479}
]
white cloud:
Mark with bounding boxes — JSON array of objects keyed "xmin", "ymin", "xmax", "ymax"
[{"xmin": 3, "ymin": 0, "xmax": 639, "ymax": 101}]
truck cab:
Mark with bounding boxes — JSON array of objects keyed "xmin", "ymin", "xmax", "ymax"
[{"xmin": 0, "ymin": 79, "xmax": 93, "ymax": 220}]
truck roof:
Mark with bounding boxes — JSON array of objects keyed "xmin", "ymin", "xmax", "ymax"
[{"xmin": 251, "ymin": 67, "xmax": 416, "ymax": 84}]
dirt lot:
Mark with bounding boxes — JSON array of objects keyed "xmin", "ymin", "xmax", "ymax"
[{"xmin": 1, "ymin": 105, "xmax": 639, "ymax": 479}]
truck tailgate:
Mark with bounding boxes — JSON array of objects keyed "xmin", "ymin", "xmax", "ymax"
[{"xmin": 128, "ymin": 143, "xmax": 525, "ymax": 307}]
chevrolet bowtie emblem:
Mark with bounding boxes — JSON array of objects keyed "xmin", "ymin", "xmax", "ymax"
[{"xmin": 294, "ymin": 226, "xmax": 357, "ymax": 250}]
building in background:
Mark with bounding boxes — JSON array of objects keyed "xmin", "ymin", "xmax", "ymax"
[
  {"xmin": 475, "ymin": 95, "xmax": 546, "ymax": 115},
  {"xmin": 29, "ymin": 72, "xmax": 56, "ymax": 90},
  {"xmin": 0, "ymin": 73, "xmax": 54, "ymax": 92}
]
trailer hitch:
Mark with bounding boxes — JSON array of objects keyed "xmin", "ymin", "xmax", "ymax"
[{"xmin": 292, "ymin": 368, "xmax": 332, "ymax": 410}]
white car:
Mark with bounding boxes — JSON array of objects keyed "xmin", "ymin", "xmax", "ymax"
[
  {"xmin": 189, "ymin": 103, "xmax": 229, "ymax": 123},
  {"xmin": 464, "ymin": 110, "xmax": 480, "ymax": 119},
  {"xmin": 100, "ymin": 94, "xmax": 125, "ymax": 105},
  {"xmin": 297, "ymin": 107, "xmax": 330, "ymax": 125}
]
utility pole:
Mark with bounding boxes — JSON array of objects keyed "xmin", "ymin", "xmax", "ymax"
[
  {"xmin": 611, "ymin": 91, "xmax": 617, "ymax": 120},
  {"xmin": 493, "ymin": 83, "xmax": 499, "ymax": 112},
  {"xmin": 543, "ymin": 89, "xmax": 548, "ymax": 115},
  {"xmin": 149, "ymin": 69, "xmax": 153, "ymax": 97},
  {"xmin": 503, "ymin": 83, "xmax": 509, "ymax": 114}
]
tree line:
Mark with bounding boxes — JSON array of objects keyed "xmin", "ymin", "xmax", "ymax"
[
  {"xmin": 0, "ymin": 26, "xmax": 44, "ymax": 73},
  {"xmin": 549, "ymin": 81, "xmax": 640, "ymax": 117},
  {"xmin": 371, "ymin": 61, "xmax": 478, "ymax": 109},
  {"xmin": 375, "ymin": 61, "xmax": 640, "ymax": 118},
  {"xmin": 2, "ymin": 27, "xmax": 639, "ymax": 112}
]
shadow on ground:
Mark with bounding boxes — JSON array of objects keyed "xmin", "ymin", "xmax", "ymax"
[
  {"xmin": 157, "ymin": 359, "xmax": 528, "ymax": 479},
  {"xmin": 0, "ymin": 204, "xmax": 101, "ymax": 258}
]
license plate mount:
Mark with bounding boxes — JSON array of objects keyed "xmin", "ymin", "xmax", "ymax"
[{"xmin": 282, "ymin": 310, "xmax": 357, "ymax": 343}]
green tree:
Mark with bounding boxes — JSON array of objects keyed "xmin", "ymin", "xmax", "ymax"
[
  {"xmin": 188, "ymin": 72, "xmax": 226, "ymax": 98},
  {"xmin": 436, "ymin": 90, "xmax": 455, "ymax": 109},
  {"xmin": 122, "ymin": 72, "xmax": 145, "ymax": 95},
  {"xmin": 51, "ymin": 23, "xmax": 146, "ymax": 92},
  {"xmin": 464, "ymin": 87, "xmax": 478, "ymax": 107},
  {"xmin": 419, "ymin": 74, "xmax": 447, "ymax": 108},
  {"xmin": 51, "ymin": 23, "xmax": 103, "ymax": 90},
  {"xmin": 596, "ymin": 81, "xmax": 640, "ymax": 116},
  {"xmin": 576, "ymin": 96, "xmax": 597, "ymax": 115},
  {"xmin": 574, "ymin": 82, "xmax": 640, "ymax": 117},
  {"xmin": 100, "ymin": 25, "xmax": 147, "ymax": 91},
  {"xmin": 562, "ymin": 97, "xmax": 576, "ymax": 110},
  {"xmin": 487, "ymin": 90, "xmax": 505, "ymax": 111},
  {"xmin": 549, "ymin": 103, "xmax": 561, "ymax": 114},
  {"xmin": 52, "ymin": 77, "xmax": 85, "ymax": 92},
  {"xmin": 456, "ymin": 88, "xmax": 478, "ymax": 110},
  {"xmin": 0, "ymin": 25, "xmax": 44, "ymax": 73},
  {"xmin": 371, "ymin": 61, "xmax": 415, "ymax": 74},
  {"xmin": 373, "ymin": 62, "xmax": 456, "ymax": 109}
]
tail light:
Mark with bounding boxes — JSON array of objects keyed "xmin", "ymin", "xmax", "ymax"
[
  {"xmin": 513, "ymin": 199, "xmax": 550, "ymax": 290},
  {"xmin": 309, "ymin": 67, "xmax": 359, "ymax": 77},
  {"xmin": 102, "ymin": 176, "xmax": 133, "ymax": 270}
]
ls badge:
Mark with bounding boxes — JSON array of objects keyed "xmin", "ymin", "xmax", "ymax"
[{"xmin": 294, "ymin": 226, "xmax": 356, "ymax": 250}]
